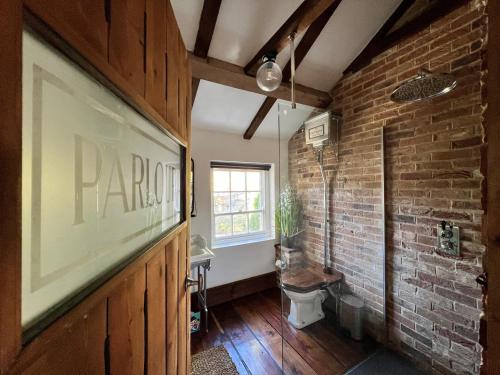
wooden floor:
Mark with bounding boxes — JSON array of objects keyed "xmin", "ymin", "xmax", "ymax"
[{"xmin": 191, "ymin": 288, "xmax": 378, "ymax": 375}]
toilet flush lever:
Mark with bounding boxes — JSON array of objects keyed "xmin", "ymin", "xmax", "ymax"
[{"xmin": 186, "ymin": 276, "xmax": 198, "ymax": 290}]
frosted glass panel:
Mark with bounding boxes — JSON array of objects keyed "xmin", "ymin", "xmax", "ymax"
[{"xmin": 22, "ymin": 31, "xmax": 183, "ymax": 328}]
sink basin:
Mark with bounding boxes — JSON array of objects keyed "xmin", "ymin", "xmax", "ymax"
[{"xmin": 190, "ymin": 234, "xmax": 215, "ymax": 265}]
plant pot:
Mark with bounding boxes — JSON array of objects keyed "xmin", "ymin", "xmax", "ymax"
[{"xmin": 282, "ymin": 235, "xmax": 299, "ymax": 249}]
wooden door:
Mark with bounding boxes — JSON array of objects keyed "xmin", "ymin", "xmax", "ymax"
[
  {"xmin": 108, "ymin": 0, "xmax": 146, "ymax": 95},
  {"xmin": 24, "ymin": 0, "xmax": 108, "ymax": 58},
  {"xmin": 145, "ymin": 0, "xmax": 167, "ymax": 117},
  {"xmin": 0, "ymin": 0, "xmax": 192, "ymax": 374},
  {"xmin": 7, "ymin": 230, "xmax": 191, "ymax": 375},
  {"xmin": 166, "ymin": 1, "xmax": 180, "ymax": 134}
]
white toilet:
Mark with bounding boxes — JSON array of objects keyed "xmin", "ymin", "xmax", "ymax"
[
  {"xmin": 281, "ymin": 264, "xmax": 342, "ymax": 329},
  {"xmin": 283, "ymin": 286, "xmax": 329, "ymax": 329}
]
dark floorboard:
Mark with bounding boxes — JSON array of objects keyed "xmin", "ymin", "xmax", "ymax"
[{"xmin": 191, "ymin": 288, "xmax": 380, "ymax": 375}]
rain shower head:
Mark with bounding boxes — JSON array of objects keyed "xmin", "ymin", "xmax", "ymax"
[{"xmin": 390, "ymin": 68, "xmax": 457, "ymax": 103}]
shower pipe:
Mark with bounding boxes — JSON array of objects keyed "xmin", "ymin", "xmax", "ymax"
[
  {"xmin": 381, "ymin": 126, "xmax": 387, "ymax": 343},
  {"xmin": 316, "ymin": 146, "xmax": 332, "ymax": 274}
]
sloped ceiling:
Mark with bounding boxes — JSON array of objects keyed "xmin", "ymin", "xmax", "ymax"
[
  {"xmin": 193, "ymin": 80, "xmax": 314, "ymax": 141},
  {"xmin": 172, "ymin": 0, "xmax": 403, "ymax": 139}
]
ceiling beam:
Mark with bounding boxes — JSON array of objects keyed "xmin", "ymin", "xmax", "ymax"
[
  {"xmin": 343, "ymin": 0, "xmax": 416, "ymax": 74},
  {"xmin": 243, "ymin": 0, "xmax": 341, "ymax": 140},
  {"xmin": 243, "ymin": 97, "xmax": 277, "ymax": 140},
  {"xmin": 192, "ymin": 0, "xmax": 222, "ymax": 106},
  {"xmin": 344, "ymin": 0, "xmax": 467, "ymax": 74},
  {"xmin": 192, "ymin": 78, "xmax": 200, "ymax": 106},
  {"xmin": 282, "ymin": 0, "xmax": 342, "ymax": 82},
  {"xmin": 381, "ymin": 0, "xmax": 469, "ymax": 54},
  {"xmin": 194, "ymin": 0, "xmax": 222, "ymax": 58},
  {"xmin": 190, "ymin": 53, "xmax": 332, "ymax": 108},
  {"xmin": 244, "ymin": 0, "xmax": 337, "ymax": 76}
]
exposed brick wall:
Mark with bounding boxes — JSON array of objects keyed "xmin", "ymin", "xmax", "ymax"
[
  {"xmin": 288, "ymin": 92, "xmax": 386, "ymax": 339},
  {"xmin": 287, "ymin": 1, "xmax": 487, "ymax": 373}
]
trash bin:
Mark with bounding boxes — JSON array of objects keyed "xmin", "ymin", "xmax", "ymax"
[{"xmin": 340, "ymin": 294, "xmax": 364, "ymax": 341}]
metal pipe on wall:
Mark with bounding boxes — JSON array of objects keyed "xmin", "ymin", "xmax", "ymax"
[
  {"xmin": 381, "ymin": 126, "xmax": 387, "ymax": 343},
  {"xmin": 289, "ymin": 32, "xmax": 296, "ymax": 109},
  {"xmin": 316, "ymin": 147, "xmax": 330, "ymax": 274}
]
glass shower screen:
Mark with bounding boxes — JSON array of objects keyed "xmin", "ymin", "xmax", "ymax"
[{"xmin": 277, "ymin": 101, "xmax": 386, "ymax": 373}]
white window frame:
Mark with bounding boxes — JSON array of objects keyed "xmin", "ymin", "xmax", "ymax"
[{"xmin": 210, "ymin": 164, "xmax": 274, "ymax": 248}]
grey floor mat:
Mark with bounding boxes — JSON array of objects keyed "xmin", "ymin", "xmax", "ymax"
[{"xmin": 345, "ymin": 348, "xmax": 424, "ymax": 375}]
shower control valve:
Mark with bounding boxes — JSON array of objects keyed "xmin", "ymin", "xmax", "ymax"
[{"xmin": 437, "ymin": 221, "xmax": 460, "ymax": 256}]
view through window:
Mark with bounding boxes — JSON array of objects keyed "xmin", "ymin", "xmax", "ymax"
[{"xmin": 211, "ymin": 162, "xmax": 272, "ymax": 246}]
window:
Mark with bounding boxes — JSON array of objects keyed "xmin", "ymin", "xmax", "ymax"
[{"xmin": 211, "ymin": 162, "xmax": 273, "ymax": 247}]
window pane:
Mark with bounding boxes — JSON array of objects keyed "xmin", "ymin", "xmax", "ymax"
[
  {"xmin": 213, "ymin": 170, "xmax": 230, "ymax": 191},
  {"xmin": 231, "ymin": 171, "xmax": 245, "ymax": 191},
  {"xmin": 213, "ymin": 193, "xmax": 230, "ymax": 214},
  {"xmin": 215, "ymin": 215, "xmax": 232, "ymax": 237},
  {"xmin": 248, "ymin": 212, "xmax": 263, "ymax": 232},
  {"xmin": 246, "ymin": 171, "xmax": 261, "ymax": 191},
  {"xmin": 231, "ymin": 192, "xmax": 246, "ymax": 212},
  {"xmin": 247, "ymin": 192, "xmax": 262, "ymax": 210},
  {"xmin": 232, "ymin": 214, "xmax": 248, "ymax": 234}
]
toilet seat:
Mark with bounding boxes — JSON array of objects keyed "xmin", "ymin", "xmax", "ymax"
[{"xmin": 282, "ymin": 263, "xmax": 342, "ymax": 292}]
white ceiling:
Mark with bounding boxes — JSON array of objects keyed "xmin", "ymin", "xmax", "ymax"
[
  {"xmin": 191, "ymin": 80, "xmax": 266, "ymax": 136},
  {"xmin": 259, "ymin": 100, "xmax": 316, "ymax": 139},
  {"xmin": 192, "ymin": 80, "xmax": 315, "ymax": 140},
  {"xmin": 172, "ymin": 0, "xmax": 402, "ymax": 90},
  {"xmin": 173, "ymin": 0, "xmax": 304, "ymax": 66},
  {"xmin": 171, "ymin": 0, "xmax": 403, "ymax": 139},
  {"xmin": 295, "ymin": 0, "xmax": 401, "ymax": 91}
]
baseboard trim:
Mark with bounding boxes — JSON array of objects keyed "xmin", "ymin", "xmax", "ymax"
[{"xmin": 191, "ymin": 271, "xmax": 277, "ymax": 308}]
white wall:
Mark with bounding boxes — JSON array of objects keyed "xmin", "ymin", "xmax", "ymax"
[{"xmin": 191, "ymin": 129, "xmax": 288, "ymax": 288}]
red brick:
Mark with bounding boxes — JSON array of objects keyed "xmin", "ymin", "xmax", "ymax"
[
  {"xmin": 418, "ymin": 271, "xmax": 453, "ymax": 288},
  {"xmin": 435, "ymin": 287, "xmax": 477, "ymax": 308},
  {"xmin": 432, "ymin": 107, "xmax": 474, "ymax": 123},
  {"xmin": 432, "ymin": 149, "xmax": 473, "ymax": 161},
  {"xmin": 287, "ymin": 3, "xmax": 486, "ymax": 372},
  {"xmin": 451, "ymin": 51, "xmax": 481, "ymax": 70},
  {"xmin": 451, "ymin": 136, "xmax": 483, "ymax": 149},
  {"xmin": 400, "ymin": 171, "xmax": 433, "ymax": 180},
  {"xmin": 431, "ymin": 210, "xmax": 472, "ymax": 222}
]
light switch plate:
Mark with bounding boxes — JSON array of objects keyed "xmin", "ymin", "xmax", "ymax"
[{"xmin": 437, "ymin": 222, "xmax": 460, "ymax": 256}]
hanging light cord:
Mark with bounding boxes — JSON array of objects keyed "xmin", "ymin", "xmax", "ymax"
[{"xmin": 289, "ymin": 32, "xmax": 296, "ymax": 109}]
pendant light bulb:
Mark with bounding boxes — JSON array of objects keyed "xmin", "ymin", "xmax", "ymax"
[{"xmin": 256, "ymin": 54, "xmax": 282, "ymax": 92}]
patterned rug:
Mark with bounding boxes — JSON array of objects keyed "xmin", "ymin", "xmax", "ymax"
[{"xmin": 191, "ymin": 346, "xmax": 240, "ymax": 375}]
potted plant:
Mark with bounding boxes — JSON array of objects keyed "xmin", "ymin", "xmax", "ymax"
[{"xmin": 276, "ymin": 184, "xmax": 304, "ymax": 249}]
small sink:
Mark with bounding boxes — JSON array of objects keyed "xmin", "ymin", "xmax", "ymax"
[{"xmin": 190, "ymin": 234, "xmax": 215, "ymax": 265}]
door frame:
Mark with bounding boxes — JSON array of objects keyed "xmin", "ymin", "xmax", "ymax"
[
  {"xmin": 486, "ymin": 1, "xmax": 500, "ymax": 373},
  {"xmin": 0, "ymin": 1, "xmax": 22, "ymax": 371}
]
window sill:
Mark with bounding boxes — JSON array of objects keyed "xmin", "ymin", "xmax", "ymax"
[{"xmin": 212, "ymin": 235, "xmax": 275, "ymax": 249}]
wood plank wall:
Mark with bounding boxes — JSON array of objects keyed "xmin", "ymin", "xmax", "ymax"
[{"xmin": 0, "ymin": 0, "xmax": 192, "ymax": 374}]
